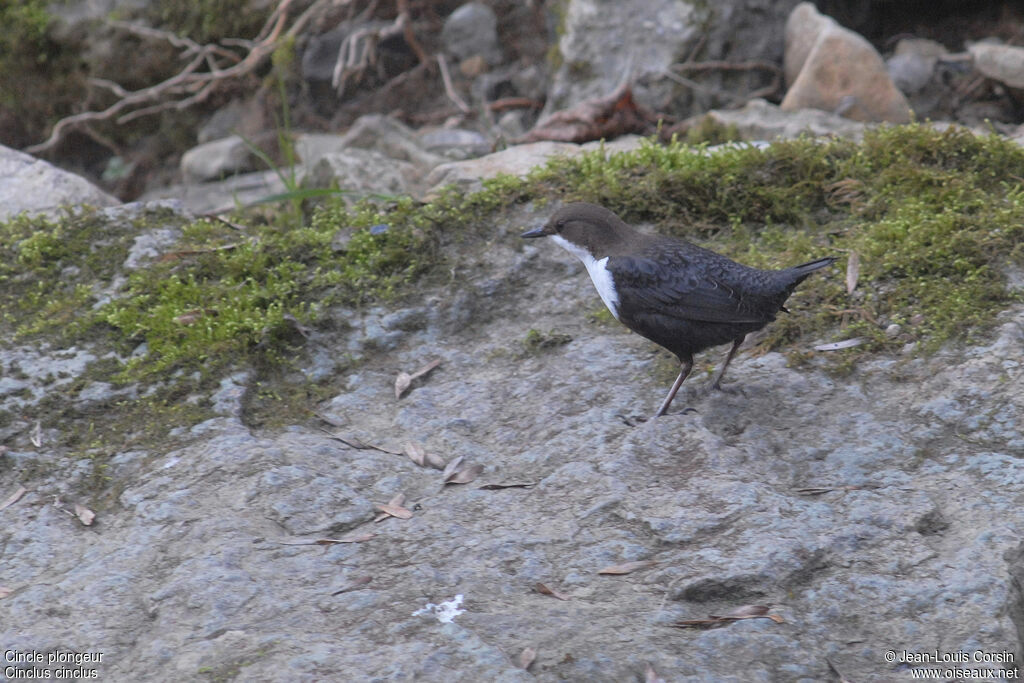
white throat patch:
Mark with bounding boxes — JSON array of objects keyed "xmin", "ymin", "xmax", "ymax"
[{"xmin": 551, "ymin": 234, "xmax": 620, "ymax": 320}]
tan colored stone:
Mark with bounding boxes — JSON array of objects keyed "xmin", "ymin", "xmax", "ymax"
[{"xmin": 781, "ymin": 2, "xmax": 912, "ymax": 123}]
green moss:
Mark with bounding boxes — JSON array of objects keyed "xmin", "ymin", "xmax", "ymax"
[
  {"xmin": 147, "ymin": 0, "xmax": 270, "ymax": 44},
  {"xmin": 3, "ymin": 123, "xmax": 1023, "ymax": 473},
  {"xmin": 523, "ymin": 328, "xmax": 573, "ymax": 353}
]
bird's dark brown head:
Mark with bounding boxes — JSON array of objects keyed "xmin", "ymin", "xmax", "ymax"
[{"xmin": 521, "ymin": 202, "xmax": 641, "ymax": 258}]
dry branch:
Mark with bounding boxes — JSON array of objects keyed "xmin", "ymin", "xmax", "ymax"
[{"xmin": 25, "ymin": 0, "xmax": 345, "ymax": 154}]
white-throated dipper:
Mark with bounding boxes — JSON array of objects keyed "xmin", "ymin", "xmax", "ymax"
[{"xmin": 522, "ymin": 202, "xmax": 836, "ymax": 418}]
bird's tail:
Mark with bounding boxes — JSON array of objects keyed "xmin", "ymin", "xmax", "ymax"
[{"xmin": 786, "ymin": 256, "xmax": 837, "ymax": 284}]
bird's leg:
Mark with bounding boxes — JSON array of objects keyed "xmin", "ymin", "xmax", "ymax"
[
  {"xmin": 709, "ymin": 337, "xmax": 744, "ymax": 391},
  {"xmin": 654, "ymin": 356, "xmax": 694, "ymax": 418}
]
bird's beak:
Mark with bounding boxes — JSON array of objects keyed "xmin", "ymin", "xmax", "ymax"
[{"xmin": 520, "ymin": 226, "xmax": 547, "ymax": 238}]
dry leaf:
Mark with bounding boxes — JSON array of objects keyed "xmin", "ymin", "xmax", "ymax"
[
  {"xmin": 520, "ymin": 82, "xmax": 655, "ymax": 143},
  {"xmin": 715, "ymin": 604, "xmax": 770, "ymax": 618},
  {"xmin": 517, "ymin": 647, "xmax": 536, "ymax": 670},
  {"xmin": 30, "ymin": 421, "xmax": 42, "ymax": 448},
  {"xmin": 317, "ymin": 427, "xmax": 403, "ymax": 454},
  {"xmin": 814, "ymin": 338, "xmax": 867, "ymax": 351},
  {"xmin": 274, "ymin": 533, "xmax": 375, "ymax": 546},
  {"xmin": 374, "ymin": 493, "xmax": 406, "ymax": 522},
  {"xmin": 394, "ymin": 371, "xmax": 413, "ymax": 399},
  {"xmin": 534, "ymin": 582, "xmax": 570, "ymax": 601},
  {"xmin": 374, "ymin": 503, "xmax": 413, "ymax": 520},
  {"xmin": 846, "ymin": 251, "xmax": 860, "ymax": 294},
  {"xmin": 424, "ymin": 451, "xmax": 446, "ymax": 470},
  {"xmin": 332, "ymin": 576, "xmax": 373, "ymax": 595},
  {"xmin": 645, "ymin": 663, "xmax": 666, "ymax": 683},
  {"xmin": 404, "ymin": 442, "xmax": 426, "ymax": 467},
  {"xmin": 598, "ymin": 560, "xmax": 658, "ymax": 575},
  {"xmin": 673, "ymin": 604, "xmax": 784, "ymax": 629},
  {"xmin": 175, "ymin": 309, "xmax": 204, "ymax": 325},
  {"xmin": 441, "ymin": 455, "xmax": 465, "ymax": 482},
  {"xmin": 445, "ymin": 463, "xmax": 483, "ymax": 485},
  {"xmin": 0, "ymin": 486, "xmax": 27, "ymax": 512},
  {"xmin": 478, "ymin": 482, "xmax": 537, "ymax": 490},
  {"xmin": 74, "ymin": 504, "xmax": 95, "ymax": 526},
  {"xmin": 394, "ymin": 359, "xmax": 442, "ymax": 399},
  {"xmin": 0, "ymin": 586, "xmax": 12, "ymax": 599}
]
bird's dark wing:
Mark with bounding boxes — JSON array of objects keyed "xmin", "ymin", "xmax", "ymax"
[{"xmin": 606, "ymin": 252, "xmax": 776, "ymax": 325}]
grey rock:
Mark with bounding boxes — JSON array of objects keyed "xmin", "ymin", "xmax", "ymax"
[
  {"xmin": 418, "ymin": 128, "xmax": 492, "ymax": 160},
  {"xmin": 180, "ymin": 135, "xmax": 257, "ymax": 184},
  {"xmin": 0, "ymin": 145, "xmax": 120, "ymax": 220},
  {"xmin": 441, "ymin": 2, "xmax": 502, "ymax": 65},
  {"xmin": 689, "ymin": 98, "xmax": 868, "ymax": 141},
  {"xmin": 4, "ymin": 176, "xmax": 1024, "ymax": 681},
  {"xmin": 969, "ymin": 42, "xmax": 1024, "ymax": 89},
  {"xmin": 424, "ymin": 137, "xmax": 645, "ymax": 196},
  {"xmin": 304, "ymin": 148, "xmax": 419, "ymax": 199},
  {"xmin": 123, "ymin": 227, "xmax": 183, "ymax": 270},
  {"xmin": 544, "ymin": 0, "xmax": 699, "ymax": 116},
  {"xmin": 197, "ymin": 100, "xmax": 248, "ymax": 144},
  {"xmin": 139, "ymin": 169, "xmax": 292, "ymax": 215}
]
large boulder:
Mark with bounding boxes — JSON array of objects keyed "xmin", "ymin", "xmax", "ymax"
[
  {"xmin": 544, "ymin": 0, "xmax": 801, "ymax": 119},
  {"xmin": 0, "ymin": 145, "xmax": 120, "ymax": 220},
  {"xmin": 781, "ymin": 2, "xmax": 912, "ymax": 123}
]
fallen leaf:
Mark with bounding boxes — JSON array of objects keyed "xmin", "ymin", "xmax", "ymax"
[
  {"xmin": 317, "ymin": 427, "xmax": 403, "ymax": 454},
  {"xmin": 441, "ymin": 455, "xmax": 465, "ymax": 482},
  {"xmin": 517, "ymin": 647, "xmax": 536, "ymax": 670},
  {"xmin": 374, "ymin": 503, "xmax": 413, "ymax": 520},
  {"xmin": 846, "ymin": 251, "xmax": 860, "ymax": 294},
  {"xmin": 30, "ymin": 421, "xmax": 41, "ymax": 448},
  {"xmin": 274, "ymin": 533, "xmax": 375, "ymax": 546},
  {"xmin": 0, "ymin": 586, "xmax": 12, "ymax": 599},
  {"xmin": 714, "ymin": 604, "xmax": 771, "ymax": 618},
  {"xmin": 374, "ymin": 493, "xmax": 406, "ymax": 522},
  {"xmin": 394, "ymin": 359, "xmax": 442, "ymax": 399},
  {"xmin": 598, "ymin": 560, "xmax": 658, "ymax": 575},
  {"xmin": 74, "ymin": 504, "xmax": 95, "ymax": 526},
  {"xmin": 645, "ymin": 663, "xmax": 666, "ymax": 683},
  {"xmin": 534, "ymin": 583, "xmax": 570, "ymax": 601},
  {"xmin": 424, "ymin": 451, "xmax": 447, "ymax": 470},
  {"xmin": 478, "ymin": 482, "xmax": 537, "ymax": 490},
  {"xmin": 0, "ymin": 486, "xmax": 27, "ymax": 512},
  {"xmin": 445, "ymin": 463, "xmax": 483, "ymax": 485},
  {"xmin": 814, "ymin": 338, "xmax": 867, "ymax": 352},
  {"xmin": 673, "ymin": 604, "xmax": 784, "ymax": 629},
  {"xmin": 332, "ymin": 576, "xmax": 373, "ymax": 595},
  {"xmin": 394, "ymin": 372, "xmax": 413, "ymax": 399},
  {"xmin": 175, "ymin": 309, "xmax": 205, "ymax": 325},
  {"xmin": 404, "ymin": 442, "xmax": 426, "ymax": 467},
  {"xmin": 520, "ymin": 82, "xmax": 656, "ymax": 143}
]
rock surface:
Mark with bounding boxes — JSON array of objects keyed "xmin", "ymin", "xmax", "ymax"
[
  {"xmin": 180, "ymin": 135, "xmax": 258, "ymax": 184},
  {"xmin": 0, "ymin": 145, "xmax": 120, "ymax": 220},
  {"xmin": 2, "ymin": 191, "xmax": 1023, "ymax": 680},
  {"xmin": 781, "ymin": 2, "xmax": 912, "ymax": 123},
  {"xmin": 441, "ymin": 1, "xmax": 502, "ymax": 66},
  {"xmin": 690, "ymin": 99, "xmax": 868, "ymax": 141},
  {"xmin": 969, "ymin": 42, "xmax": 1024, "ymax": 89}
]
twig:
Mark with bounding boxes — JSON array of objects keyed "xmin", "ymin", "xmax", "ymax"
[
  {"xmin": 26, "ymin": 0, "xmax": 299, "ymax": 154},
  {"xmin": 437, "ymin": 53, "xmax": 470, "ymax": 114}
]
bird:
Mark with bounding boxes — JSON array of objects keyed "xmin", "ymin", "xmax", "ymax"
[{"xmin": 521, "ymin": 202, "xmax": 836, "ymax": 419}]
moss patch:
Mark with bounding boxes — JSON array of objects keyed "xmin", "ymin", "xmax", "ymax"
[{"xmin": 3, "ymin": 124, "xmax": 1023, "ymax": 467}]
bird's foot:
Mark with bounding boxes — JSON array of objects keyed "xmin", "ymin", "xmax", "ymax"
[{"xmin": 705, "ymin": 382, "xmax": 743, "ymax": 396}]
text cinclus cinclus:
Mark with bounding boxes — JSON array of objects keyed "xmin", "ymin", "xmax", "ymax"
[{"xmin": 522, "ymin": 202, "xmax": 836, "ymax": 418}]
